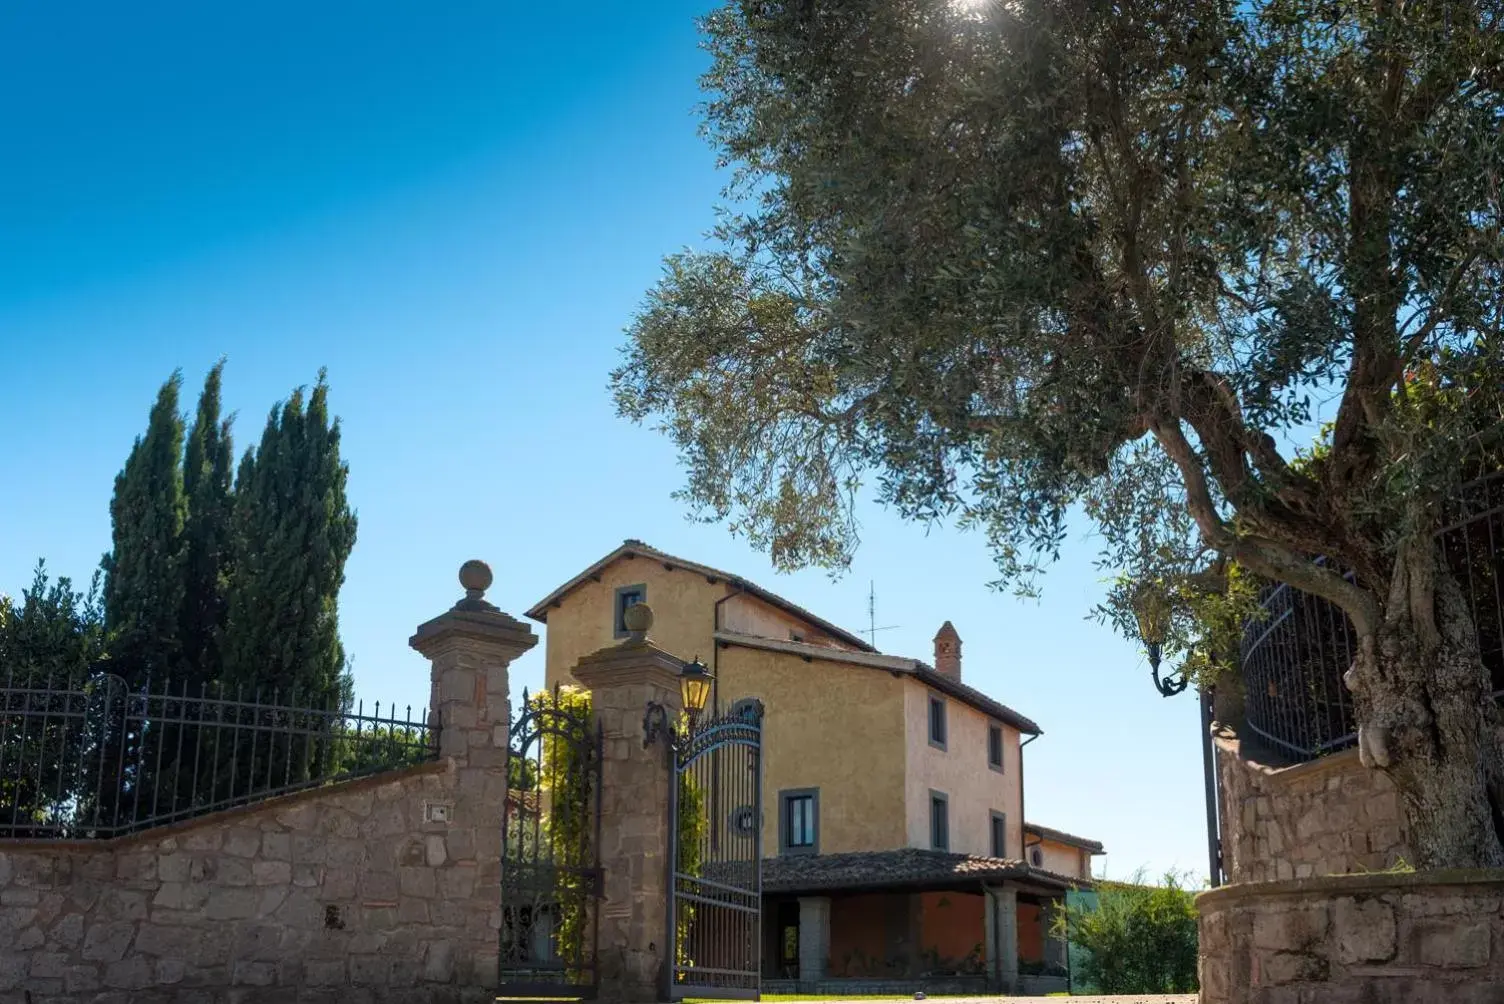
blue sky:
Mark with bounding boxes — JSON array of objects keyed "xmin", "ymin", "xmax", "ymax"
[{"xmin": 0, "ymin": 1, "xmax": 1212, "ymax": 882}]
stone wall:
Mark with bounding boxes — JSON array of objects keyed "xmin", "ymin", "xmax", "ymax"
[
  {"xmin": 1197, "ymin": 869, "xmax": 1504, "ymax": 1003},
  {"xmin": 1214, "ymin": 728, "xmax": 1410, "ymax": 884},
  {"xmin": 0, "ymin": 559, "xmax": 527, "ymax": 1004},
  {"xmin": 0, "ymin": 762, "xmax": 500, "ymax": 1003}
]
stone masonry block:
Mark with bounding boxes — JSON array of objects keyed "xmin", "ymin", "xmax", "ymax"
[
  {"xmin": 82, "ymin": 920, "xmax": 136, "ymax": 962},
  {"xmin": 224, "ymin": 827, "xmax": 262, "ymax": 858},
  {"xmin": 440, "ymin": 668, "xmax": 477, "ymax": 704},
  {"xmin": 102, "ymin": 887, "xmax": 149, "ymax": 920},
  {"xmin": 232, "ymin": 960, "xmax": 278, "ymax": 986},
  {"xmin": 1256, "ymin": 951, "xmax": 1328, "ymax": 987},
  {"xmin": 134, "ymin": 922, "xmax": 202, "ymax": 958},
  {"xmin": 103, "ymin": 956, "xmax": 154, "ymax": 990},
  {"xmin": 261, "ymin": 832, "xmax": 292, "ymax": 861},
  {"xmin": 252, "ymin": 860, "xmax": 292, "ymax": 885},
  {"xmin": 158, "ymin": 853, "xmax": 191, "ymax": 883},
  {"xmin": 398, "ymin": 867, "xmax": 436, "ymax": 898},
  {"xmin": 155, "ymin": 958, "xmax": 186, "ymax": 985},
  {"xmin": 51, "ymin": 911, "xmax": 84, "ymax": 949},
  {"xmin": 1253, "ymin": 904, "xmax": 1330, "ymax": 953},
  {"xmin": 1333, "ymin": 897, "xmax": 1396, "ymax": 963},
  {"xmin": 445, "ymin": 827, "xmax": 476, "ymax": 861},
  {"xmin": 350, "ymin": 955, "xmax": 392, "ymax": 985},
  {"xmin": 359, "ymin": 870, "xmax": 400, "ymax": 901},
  {"xmin": 397, "ymin": 898, "xmax": 430, "ymax": 924},
  {"xmin": 306, "ymin": 959, "xmax": 345, "ymax": 986},
  {"xmin": 204, "ymin": 888, "xmax": 260, "ymax": 921},
  {"xmin": 64, "ymin": 965, "xmax": 102, "ymax": 993},
  {"xmin": 1410, "ymin": 920, "xmax": 1491, "ymax": 968}
]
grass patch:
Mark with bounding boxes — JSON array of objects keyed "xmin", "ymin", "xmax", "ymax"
[{"xmin": 685, "ymin": 997, "xmax": 982, "ymax": 1002}]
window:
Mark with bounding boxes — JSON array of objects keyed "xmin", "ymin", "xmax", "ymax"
[
  {"xmin": 990, "ymin": 811, "xmax": 1008, "ymax": 858},
  {"xmin": 930, "ymin": 791, "xmax": 949, "ymax": 851},
  {"xmin": 729, "ymin": 697, "xmax": 763, "ymax": 723},
  {"xmin": 928, "ymin": 696, "xmax": 947, "ymax": 749},
  {"xmin": 988, "ymin": 724, "xmax": 1004, "ymax": 771},
  {"xmin": 780, "ymin": 789, "xmax": 818, "ymax": 854},
  {"xmin": 613, "ymin": 584, "xmax": 646, "ymax": 638}
]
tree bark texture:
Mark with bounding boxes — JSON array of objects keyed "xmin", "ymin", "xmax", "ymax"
[{"xmin": 1345, "ymin": 541, "xmax": 1504, "ymax": 869}]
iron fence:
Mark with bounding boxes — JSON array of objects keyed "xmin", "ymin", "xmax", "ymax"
[
  {"xmin": 0, "ymin": 671, "xmax": 436, "ymax": 839},
  {"xmin": 1241, "ymin": 472, "xmax": 1504, "ymax": 761}
]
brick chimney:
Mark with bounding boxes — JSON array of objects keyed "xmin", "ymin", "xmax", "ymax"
[{"xmin": 934, "ymin": 621, "xmax": 962, "ymax": 681}]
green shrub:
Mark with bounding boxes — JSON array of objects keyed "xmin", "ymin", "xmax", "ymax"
[{"xmin": 1056, "ymin": 869, "xmax": 1199, "ymax": 994}]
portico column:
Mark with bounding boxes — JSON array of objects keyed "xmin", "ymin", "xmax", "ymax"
[
  {"xmin": 984, "ymin": 884, "xmax": 1018, "ymax": 993},
  {"xmin": 796, "ymin": 895, "xmax": 831, "ymax": 986}
]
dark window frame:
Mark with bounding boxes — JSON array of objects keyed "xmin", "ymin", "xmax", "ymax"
[
  {"xmin": 729, "ymin": 697, "xmax": 762, "ymax": 722},
  {"xmin": 987, "ymin": 723, "xmax": 1004, "ymax": 772},
  {"xmin": 928, "ymin": 695, "xmax": 948, "ymax": 750},
  {"xmin": 613, "ymin": 583, "xmax": 647, "ymax": 638},
  {"xmin": 779, "ymin": 788, "xmax": 819, "ymax": 855},
  {"xmin": 990, "ymin": 810, "xmax": 1008, "ymax": 858},
  {"xmin": 929, "ymin": 790, "xmax": 949, "ymax": 851}
]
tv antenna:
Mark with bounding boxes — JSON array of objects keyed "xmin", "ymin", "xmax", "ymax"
[{"xmin": 865, "ymin": 580, "xmax": 900, "ymax": 648}]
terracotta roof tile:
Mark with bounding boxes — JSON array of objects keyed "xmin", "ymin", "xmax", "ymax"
[
  {"xmin": 1025, "ymin": 823, "xmax": 1106, "ymax": 854},
  {"xmin": 744, "ymin": 847, "xmax": 1084, "ymax": 894}
]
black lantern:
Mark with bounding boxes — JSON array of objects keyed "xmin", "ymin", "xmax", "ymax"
[
  {"xmin": 643, "ymin": 656, "xmax": 717, "ymax": 749},
  {"xmin": 1132, "ymin": 579, "xmax": 1188, "ymax": 697},
  {"xmin": 680, "ymin": 656, "xmax": 713, "ymax": 724}
]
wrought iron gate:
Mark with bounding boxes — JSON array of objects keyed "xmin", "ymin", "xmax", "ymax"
[
  {"xmin": 500, "ymin": 688, "xmax": 602, "ymax": 999},
  {"xmin": 667, "ymin": 703, "xmax": 764, "ymax": 1000}
]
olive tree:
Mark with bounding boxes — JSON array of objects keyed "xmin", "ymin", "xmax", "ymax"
[{"xmin": 613, "ymin": 0, "xmax": 1504, "ymax": 867}]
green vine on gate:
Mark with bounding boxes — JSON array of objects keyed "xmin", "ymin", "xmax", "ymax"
[
  {"xmin": 519, "ymin": 688, "xmax": 709, "ymax": 981},
  {"xmin": 521, "ymin": 685, "xmax": 596, "ymax": 981},
  {"xmin": 675, "ymin": 756, "xmax": 708, "ymax": 974}
]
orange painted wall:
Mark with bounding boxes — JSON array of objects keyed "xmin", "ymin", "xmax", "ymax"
[
  {"xmin": 829, "ymin": 894, "xmax": 894, "ymax": 975},
  {"xmin": 1017, "ymin": 902, "xmax": 1044, "ymax": 962},
  {"xmin": 917, "ymin": 891, "xmax": 985, "ymax": 967}
]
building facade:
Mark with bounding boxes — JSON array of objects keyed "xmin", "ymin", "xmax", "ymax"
[{"xmin": 528, "ymin": 540, "xmax": 1104, "ymax": 993}]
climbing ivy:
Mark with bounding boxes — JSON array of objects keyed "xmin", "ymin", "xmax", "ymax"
[
  {"xmin": 516, "ymin": 688, "xmax": 711, "ymax": 981},
  {"xmin": 675, "ymin": 759, "xmax": 708, "ymax": 972},
  {"xmin": 523, "ymin": 686, "xmax": 596, "ymax": 981}
]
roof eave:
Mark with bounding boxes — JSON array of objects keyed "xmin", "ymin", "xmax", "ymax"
[{"xmin": 523, "ymin": 542, "xmax": 876, "ymax": 653}]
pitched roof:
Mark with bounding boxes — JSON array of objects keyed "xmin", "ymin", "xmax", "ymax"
[
  {"xmin": 1025, "ymin": 823, "xmax": 1106, "ymax": 854},
  {"xmin": 525, "ymin": 540, "xmax": 876, "ymax": 653},
  {"xmin": 754, "ymin": 848, "xmax": 1084, "ymax": 895},
  {"xmin": 714, "ymin": 630, "xmax": 1043, "ymax": 736}
]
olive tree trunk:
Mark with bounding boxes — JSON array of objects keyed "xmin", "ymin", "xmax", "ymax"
[{"xmin": 1345, "ymin": 540, "xmax": 1504, "ymax": 870}]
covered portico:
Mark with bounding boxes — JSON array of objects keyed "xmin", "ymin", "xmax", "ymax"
[{"xmin": 758, "ymin": 848, "xmax": 1080, "ymax": 996}]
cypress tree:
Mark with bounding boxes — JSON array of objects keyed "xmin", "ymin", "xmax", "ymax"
[
  {"xmin": 222, "ymin": 371, "xmax": 357, "ymax": 712},
  {"xmin": 101, "ymin": 373, "xmax": 187, "ymax": 686},
  {"xmin": 180, "ymin": 360, "xmax": 235, "ymax": 684}
]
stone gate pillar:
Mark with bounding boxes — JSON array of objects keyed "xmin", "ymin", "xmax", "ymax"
[
  {"xmin": 572, "ymin": 603, "xmax": 684, "ymax": 1004},
  {"xmin": 410, "ymin": 559, "xmax": 537, "ymax": 990}
]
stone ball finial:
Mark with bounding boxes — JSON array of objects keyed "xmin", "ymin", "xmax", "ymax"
[
  {"xmin": 622, "ymin": 602, "xmax": 653, "ymax": 636},
  {"xmin": 459, "ymin": 560, "xmax": 493, "ymax": 598}
]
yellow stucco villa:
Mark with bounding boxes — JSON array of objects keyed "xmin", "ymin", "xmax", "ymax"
[{"xmin": 528, "ymin": 539, "xmax": 1104, "ymax": 995}]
